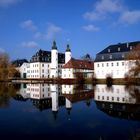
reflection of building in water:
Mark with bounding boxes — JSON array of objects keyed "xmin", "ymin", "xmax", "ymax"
[
  {"xmin": 15, "ymin": 84, "xmax": 29, "ymax": 101},
  {"xmin": 16, "ymin": 84, "xmax": 94, "ymax": 115},
  {"xmin": 27, "ymin": 83, "xmax": 51, "ymax": 99},
  {"xmin": 50, "ymin": 84, "xmax": 59, "ymax": 112},
  {"xmin": 62, "ymin": 84, "xmax": 94, "ymax": 106},
  {"xmin": 95, "ymin": 84, "xmax": 140, "ymax": 121},
  {"xmin": 26, "ymin": 84, "xmax": 63, "ymax": 113},
  {"xmin": 95, "ymin": 84, "xmax": 136, "ymax": 104}
]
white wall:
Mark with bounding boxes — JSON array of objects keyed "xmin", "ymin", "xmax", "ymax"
[
  {"xmin": 94, "ymin": 60, "xmax": 131, "ymax": 79},
  {"xmin": 62, "ymin": 68, "xmax": 94, "ymax": 79},
  {"xmin": 50, "ymin": 49, "xmax": 58, "ymax": 78},
  {"xmin": 62, "ymin": 68, "xmax": 74, "ymax": 79},
  {"xmin": 27, "ymin": 62, "xmax": 51, "ymax": 78},
  {"xmin": 19, "ymin": 63, "xmax": 29, "ymax": 78},
  {"xmin": 65, "ymin": 51, "xmax": 71, "ymax": 64}
]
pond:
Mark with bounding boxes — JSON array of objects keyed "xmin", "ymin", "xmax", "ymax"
[{"xmin": 0, "ymin": 83, "xmax": 140, "ymax": 140}]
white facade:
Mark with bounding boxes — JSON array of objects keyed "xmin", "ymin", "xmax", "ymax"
[
  {"xmin": 94, "ymin": 41, "xmax": 139, "ymax": 79},
  {"xmin": 62, "ymin": 68, "xmax": 94, "ymax": 79},
  {"xmin": 94, "ymin": 60, "xmax": 131, "ymax": 79},
  {"xmin": 62, "ymin": 68, "xmax": 74, "ymax": 79},
  {"xmin": 27, "ymin": 62, "xmax": 51, "ymax": 79},
  {"xmin": 17, "ymin": 63, "xmax": 29, "ymax": 78},
  {"xmin": 65, "ymin": 51, "xmax": 71, "ymax": 64},
  {"xmin": 50, "ymin": 49, "xmax": 58, "ymax": 78}
]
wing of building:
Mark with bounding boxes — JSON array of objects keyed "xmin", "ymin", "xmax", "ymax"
[
  {"xmin": 62, "ymin": 58, "xmax": 94, "ymax": 79},
  {"xmin": 94, "ymin": 41, "xmax": 140, "ymax": 79},
  {"xmin": 12, "ymin": 59, "xmax": 29, "ymax": 78}
]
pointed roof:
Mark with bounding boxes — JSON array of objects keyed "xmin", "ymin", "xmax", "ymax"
[
  {"xmin": 63, "ymin": 58, "xmax": 94, "ymax": 70},
  {"xmin": 66, "ymin": 44, "xmax": 71, "ymax": 52},
  {"xmin": 52, "ymin": 41, "xmax": 57, "ymax": 50}
]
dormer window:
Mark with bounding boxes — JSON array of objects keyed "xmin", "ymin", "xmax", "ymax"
[
  {"xmin": 130, "ymin": 46, "xmax": 132, "ymax": 50},
  {"xmin": 118, "ymin": 47, "xmax": 120, "ymax": 51},
  {"xmin": 109, "ymin": 55, "xmax": 112, "ymax": 59},
  {"xmin": 108, "ymin": 49, "xmax": 110, "ymax": 53},
  {"xmin": 101, "ymin": 56, "xmax": 104, "ymax": 60},
  {"xmin": 122, "ymin": 54, "xmax": 124, "ymax": 58}
]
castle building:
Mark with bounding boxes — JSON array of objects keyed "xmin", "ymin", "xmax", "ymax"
[
  {"xmin": 94, "ymin": 41, "xmax": 140, "ymax": 79},
  {"xmin": 62, "ymin": 58, "xmax": 94, "ymax": 79},
  {"xmin": 26, "ymin": 41, "xmax": 72, "ymax": 79}
]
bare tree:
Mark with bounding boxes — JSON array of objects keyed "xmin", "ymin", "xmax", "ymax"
[
  {"xmin": 126, "ymin": 43, "xmax": 140, "ymax": 83},
  {"xmin": 0, "ymin": 52, "xmax": 19, "ymax": 81}
]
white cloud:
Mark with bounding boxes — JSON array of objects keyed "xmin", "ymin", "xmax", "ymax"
[
  {"xmin": 95, "ymin": 0, "xmax": 122, "ymax": 14},
  {"xmin": 20, "ymin": 41, "xmax": 38, "ymax": 48},
  {"xmin": 0, "ymin": 0, "xmax": 21, "ymax": 7},
  {"xmin": 83, "ymin": 0, "xmax": 140, "ymax": 25},
  {"xmin": 0, "ymin": 47, "xmax": 5, "ymax": 53},
  {"xmin": 34, "ymin": 23, "xmax": 62, "ymax": 40},
  {"xmin": 46, "ymin": 23, "xmax": 62, "ymax": 40},
  {"xmin": 84, "ymin": 12, "xmax": 101, "ymax": 21},
  {"xmin": 83, "ymin": 24, "xmax": 99, "ymax": 32},
  {"xmin": 20, "ymin": 19, "xmax": 62, "ymax": 40},
  {"xmin": 83, "ymin": 0, "xmax": 122, "ymax": 21},
  {"xmin": 119, "ymin": 10, "xmax": 140, "ymax": 24},
  {"xmin": 20, "ymin": 20, "xmax": 37, "ymax": 32}
]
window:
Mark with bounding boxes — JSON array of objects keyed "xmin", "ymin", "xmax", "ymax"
[
  {"xmin": 42, "ymin": 88, "xmax": 44, "ymax": 92},
  {"xmin": 108, "ymin": 49, "xmax": 110, "ymax": 52},
  {"xmin": 112, "ymin": 97, "xmax": 114, "ymax": 101},
  {"xmin": 110, "ymin": 55, "xmax": 112, "ymax": 59},
  {"xmin": 118, "ymin": 47, "xmax": 120, "ymax": 51},
  {"xmin": 122, "ymin": 62, "xmax": 124, "ymax": 66},
  {"xmin": 102, "ymin": 63, "xmax": 104, "ymax": 67},
  {"xmin": 102, "ymin": 56, "xmax": 104, "ymax": 60},
  {"xmin": 97, "ymin": 64, "xmax": 99, "ymax": 67},
  {"xmin": 117, "ymin": 62, "xmax": 119, "ymax": 66},
  {"xmin": 42, "ymin": 64, "xmax": 44, "ymax": 67},
  {"xmin": 107, "ymin": 63, "xmax": 109, "ymax": 66},
  {"xmin": 111, "ymin": 63, "xmax": 113, "ymax": 66}
]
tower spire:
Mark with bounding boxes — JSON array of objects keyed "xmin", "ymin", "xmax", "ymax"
[
  {"xmin": 66, "ymin": 44, "xmax": 71, "ymax": 52},
  {"xmin": 52, "ymin": 40, "xmax": 57, "ymax": 50}
]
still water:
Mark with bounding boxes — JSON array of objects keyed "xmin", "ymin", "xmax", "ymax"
[{"xmin": 0, "ymin": 83, "xmax": 140, "ymax": 140}]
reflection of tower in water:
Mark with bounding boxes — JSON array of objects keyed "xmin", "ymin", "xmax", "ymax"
[{"xmin": 50, "ymin": 84, "xmax": 59, "ymax": 120}]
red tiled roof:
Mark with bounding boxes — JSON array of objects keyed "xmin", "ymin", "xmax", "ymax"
[{"xmin": 63, "ymin": 58, "xmax": 94, "ymax": 70}]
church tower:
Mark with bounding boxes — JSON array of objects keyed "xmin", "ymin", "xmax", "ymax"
[
  {"xmin": 65, "ymin": 44, "xmax": 72, "ymax": 64},
  {"xmin": 50, "ymin": 41, "xmax": 58, "ymax": 78}
]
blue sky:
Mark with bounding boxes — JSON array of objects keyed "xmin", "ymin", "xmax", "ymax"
[{"xmin": 0, "ymin": 0, "xmax": 140, "ymax": 60}]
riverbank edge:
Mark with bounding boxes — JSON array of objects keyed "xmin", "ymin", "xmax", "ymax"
[{"xmin": 0, "ymin": 78, "xmax": 139, "ymax": 85}]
